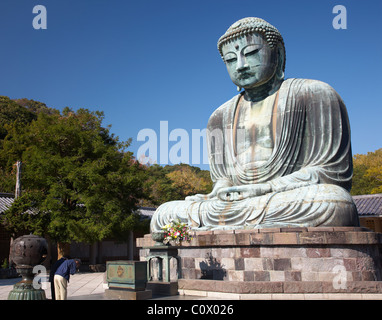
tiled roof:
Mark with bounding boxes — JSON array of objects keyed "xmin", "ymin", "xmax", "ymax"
[
  {"xmin": 0, "ymin": 192, "xmax": 37, "ymax": 215},
  {"xmin": 352, "ymin": 194, "xmax": 382, "ymax": 217},
  {"xmin": 137, "ymin": 206, "xmax": 156, "ymax": 218},
  {"xmin": 0, "ymin": 193, "xmax": 14, "ymax": 213}
]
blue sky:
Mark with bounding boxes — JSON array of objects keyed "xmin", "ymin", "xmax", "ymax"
[{"xmin": 0, "ymin": 0, "xmax": 381, "ymax": 170}]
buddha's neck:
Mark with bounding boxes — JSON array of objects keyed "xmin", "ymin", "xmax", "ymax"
[{"xmin": 244, "ymin": 77, "xmax": 283, "ymax": 102}]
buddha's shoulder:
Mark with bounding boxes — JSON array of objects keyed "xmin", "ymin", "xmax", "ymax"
[
  {"xmin": 210, "ymin": 94, "xmax": 241, "ymax": 118},
  {"xmin": 210, "ymin": 93, "xmax": 241, "ymax": 120},
  {"xmin": 287, "ymin": 78, "xmax": 345, "ymax": 112},
  {"xmin": 287, "ymin": 78, "xmax": 338, "ymax": 95}
]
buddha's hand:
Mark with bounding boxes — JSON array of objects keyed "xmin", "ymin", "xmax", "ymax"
[
  {"xmin": 185, "ymin": 179, "xmax": 233, "ymax": 202},
  {"xmin": 185, "ymin": 190, "xmax": 217, "ymax": 202},
  {"xmin": 217, "ymin": 183, "xmax": 272, "ymax": 201}
]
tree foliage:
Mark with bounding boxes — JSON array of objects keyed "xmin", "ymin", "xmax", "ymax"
[
  {"xmin": 141, "ymin": 163, "xmax": 213, "ymax": 207},
  {"xmin": 351, "ymin": 148, "xmax": 382, "ymax": 195},
  {"xmin": 166, "ymin": 164, "xmax": 212, "ymax": 199},
  {"xmin": 0, "ymin": 96, "xmax": 56, "ymax": 141},
  {"xmin": 0, "ymin": 96, "xmax": 214, "ymax": 244},
  {"xmin": 0, "ymin": 98, "xmax": 147, "ymax": 243}
]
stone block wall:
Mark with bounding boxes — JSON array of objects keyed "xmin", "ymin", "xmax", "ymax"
[{"xmin": 137, "ymin": 227, "xmax": 382, "ymax": 294}]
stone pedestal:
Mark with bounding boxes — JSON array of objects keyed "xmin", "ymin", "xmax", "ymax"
[
  {"xmin": 137, "ymin": 227, "xmax": 382, "ymax": 297},
  {"xmin": 146, "ymin": 246, "xmax": 181, "ymax": 282},
  {"xmin": 105, "ymin": 288, "xmax": 152, "ymax": 300},
  {"xmin": 8, "ymin": 266, "xmax": 46, "ymax": 300},
  {"xmin": 8, "ymin": 234, "xmax": 48, "ymax": 300},
  {"xmin": 144, "ymin": 246, "xmax": 181, "ymax": 296},
  {"xmin": 146, "ymin": 281, "xmax": 178, "ymax": 296}
]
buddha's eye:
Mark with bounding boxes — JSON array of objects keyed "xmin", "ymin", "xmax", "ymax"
[
  {"xmin": 224, "ymin": 53, "xmax": 237, "ymax": 64},
  {"xmin": 243, "ymin": 45, "xmax": 262, "ymax": 57},
  {"xmin": 225, "ymin": 58, "xmax": 237, "ymax": 64},
  {"xmin": 244, "ymin": 49, "xmax": 259, "ymax": 57}
]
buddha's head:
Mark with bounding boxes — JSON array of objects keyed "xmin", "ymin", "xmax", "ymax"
[{"xmin": 218, "ymin": 17, "xmax": 285, "ymax": 91}]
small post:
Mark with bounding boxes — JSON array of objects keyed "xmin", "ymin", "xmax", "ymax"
[{"xmin": 15, "ymin": 161, "xmax": 22, "ymax": 199}]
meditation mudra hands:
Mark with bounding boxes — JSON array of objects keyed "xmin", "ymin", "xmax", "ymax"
[{"xmin": 185, "ymin": 182, "xmax": 272, "ymax": 202}]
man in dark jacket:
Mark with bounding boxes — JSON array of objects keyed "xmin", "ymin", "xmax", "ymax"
[
  {"xmin": 53, "ymin": 258, "xmax": 81, "ymax": 300},
  {"xmin": 49, "ymin": 256, "xmax": 69, "ymax": 300}
]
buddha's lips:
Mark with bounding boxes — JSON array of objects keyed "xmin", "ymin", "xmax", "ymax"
[{"xmin": 237, "ymin": 73, "xmax": 254, "ymax": 80}]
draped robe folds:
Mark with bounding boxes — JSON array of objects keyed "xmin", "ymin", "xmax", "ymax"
[{"xmin": 150, "ymin": 78, "xmax": 360, "ymax": 232}]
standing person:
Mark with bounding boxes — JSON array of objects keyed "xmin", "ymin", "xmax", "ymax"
[
  {"xmin": 49, "ymin": 255, "xmax": 69, "ymax": 300},
  {"xmin": 54, "ymin": 258, "xmax": 81, "ymax": 300}
]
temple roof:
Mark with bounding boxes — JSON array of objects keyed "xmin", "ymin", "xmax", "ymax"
[
  {"xmin": 139, "ymin": 206, "xmax": 156, "ymax": 218},
  {"xmin": 0, "ymin": 193, "xmax": 15, "ymax": 214},
  {"xmin": 352, "ymin": 193, "xmax": 382, "ymax": 217}
]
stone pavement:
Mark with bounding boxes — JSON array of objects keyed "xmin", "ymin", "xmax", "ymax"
[
  {"xmin": 0, "ymin": 272, "xmax": 106, "ymax": 300},
  {"xmin": 0, "ymin": 273, "xmax": 215, "ymax": 300},
  {"xmin": 0, "ymin": 273, "xmax": 381, "ymax": 300}
]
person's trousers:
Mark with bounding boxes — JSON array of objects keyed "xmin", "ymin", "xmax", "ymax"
[{"xmin": 54, "ymin": 274, "xmax": 68, "ymax": 300}]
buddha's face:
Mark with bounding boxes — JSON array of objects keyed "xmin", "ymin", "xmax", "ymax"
[{"xmin": 222, "ymin": 33, "xmax": 278, "ymax": 90}]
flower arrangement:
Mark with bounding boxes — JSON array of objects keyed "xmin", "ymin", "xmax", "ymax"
[{"xmin": 162, "ymin": 219, "xmax": 193, "ymax": 245}]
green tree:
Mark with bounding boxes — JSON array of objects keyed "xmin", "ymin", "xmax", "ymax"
[
  {"xmin": 1, "ymin": 107, "xmax": 147, "ymax": 249},
  {"xmin": 0, "ymin": 96, "xmax": 56, "ymax": 141},
  {"xmin": 351, "ymin": 148, "xmax": 382, "ymax": 195},
  {"xmin": 0, "ymin": 96, "xmax": 36, "ymax": 140},
  {"xmin": 0, "ymin": 96, "xmax": 57, "ymax": 192},
  {"xmin": 166, "ymin": 164, "xmax": 213, "ymax": 199},
  {"xmin": 12, "ymin": 98, "xmax": 56, "ymax": 115},
  {"xmin": 141, "ymin": 163, "xmax": 213, "ymax": 206},
  {"xmin": 140, "ymin": 164, "xmax": 179, "ymax": 207}
]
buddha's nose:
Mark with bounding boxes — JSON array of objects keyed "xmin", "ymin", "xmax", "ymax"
[
  {"xmin": 236, "ymin": 57, "xmax": 249, "ymax": 72},
  {"xmin": 237, "ymin": 64, "xmax": 249, "ymax": 72}
]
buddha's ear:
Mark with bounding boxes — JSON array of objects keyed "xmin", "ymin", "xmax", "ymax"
[{"xmin": 275, "ymin": 42, "xmax": 285, "ymax": 80}]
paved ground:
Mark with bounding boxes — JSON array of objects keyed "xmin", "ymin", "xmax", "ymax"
[
  {"xmin": 0, "ymin": 272, "xmax": 216, "ymax": 300},
  {"xmin": 1, "ymin": 273, "xmax": 381, "ymax": 300},
  {"xmin": 0, "ymin": 272, "xmax": 106, "ymax": 300}
]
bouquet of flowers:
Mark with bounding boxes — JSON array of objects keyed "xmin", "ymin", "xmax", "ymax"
[{"xmin": 162, "ymin": 219, "xmax": 193, "ymax": 245}]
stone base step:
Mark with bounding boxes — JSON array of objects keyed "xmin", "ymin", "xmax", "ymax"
[{"xmin": 179, "ymin": 279, "xmax": 382, "ymax": 294}]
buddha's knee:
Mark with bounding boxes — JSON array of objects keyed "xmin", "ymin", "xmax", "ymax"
[
  {"xmin": 271, "ymin": 184, "xmax": 359, "ymax": 227},
  {"xmin": 150, "ymin": 200, "xmax": 191, "ymax": 232},
  {"xmin": 307, "ymin": 184, "xmax": 359, "ymax": 226},
  {"xmin": 313, "ymin": 184, "xmax": 354, "ymax": 203}
]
